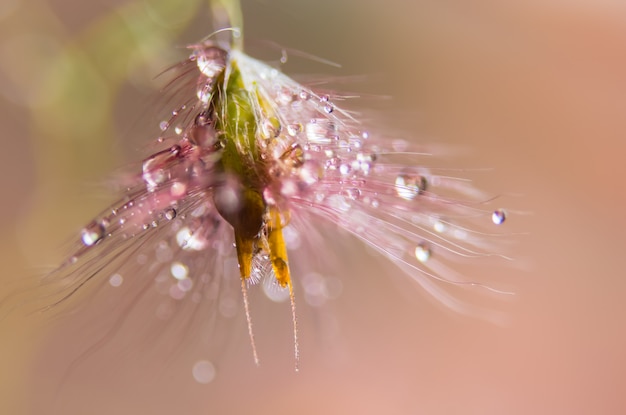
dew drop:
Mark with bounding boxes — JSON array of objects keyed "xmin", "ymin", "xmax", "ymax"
[
  {"xmin": 395, "ymin": 173, "xmax": 427, "ymax": 200},
  {"xmin": 492, "ymin": 209, "xmax": 506, "ymax": 225},
  {"xmin": 415, "ymin": 242, "xmax": 431, "ymax": 263},
  {"xmin": 299, "ymin": 160, "xmax": 324, "ymax": 185},
  {"xmin": 305, "ymin": 119, "xmax": 336, "ymax": 144},
  {"xmin": 159, "ymin": 121, "xmax": 169, "ymax": 131},
  {"xmin": 195, "ymin": 46, "xmax": 227, "ymax": 78},
  {"xmin": 344, "ymin": 188, "xmax": 361, "ymax": 200},
  {"xmin": 260, "ymin": 117, "xmax": 281, "ymax": 139},
  {"xmin": 197, "ymin": 83, "xmax": 212, "ymax": 104},
  {"xmin": 287, "ymin": 123, "xmax": 302, "ymax": 136},
  {"xmin": 81, "ymin": 221, "xmax": 105, "ymax": 246},
  {"xmin": 433, "ymin": 219, "xmax": 447, "ymax": 233},
  {"xmin": 164, "ymin": 208, "xmax": 177, "ymax": 220},
  {"xmin": 339, "ymin": 163, "xmax": 351, "ymax": 176},
  {"xmin": 323, "ymin": 104, "xmax": 333, "ymax": 114},
  {"xmin": 170, "ymin": 261, "xmax": 189, "ymax": 280}
]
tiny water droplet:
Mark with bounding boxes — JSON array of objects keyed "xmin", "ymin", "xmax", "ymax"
[
  {"xmin": 323, "ymin": 104, "xmax": 333, "ymax": 114},
  {"xmin": 415, "ymin": 242, "xmax": 431, "ymax": 263},
  {"xmin": 492, "ymin": 209, "xmax": 506, "ymax": 225},
  {"xmin": 159, "ymin": 121, "xmax": 169, "ymax": 131}
]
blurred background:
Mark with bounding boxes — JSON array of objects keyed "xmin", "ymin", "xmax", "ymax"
[{"xmin": 1, "ymin": 0, "xmax": 625, "ymax": 414}]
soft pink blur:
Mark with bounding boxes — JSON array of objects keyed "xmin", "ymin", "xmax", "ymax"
[{"xmin": 1, "ymin": 1, "xmax": 625, "ymax": 414}]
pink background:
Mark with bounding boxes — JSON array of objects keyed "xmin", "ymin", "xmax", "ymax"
[{"xmin": 1, "ymin": 0, "xmax": 625, "ymax": 414}]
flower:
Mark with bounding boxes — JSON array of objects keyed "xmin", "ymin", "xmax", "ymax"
[{"xmin": 43, "ymin": 36, "xmax": 511, "ymax": 371}]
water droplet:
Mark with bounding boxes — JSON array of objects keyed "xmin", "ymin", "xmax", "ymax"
[
  {"xmin": 263, "ymin": 275, "xmax": 290, "ymax": 303},
  {"xmin": 415, "ymin": 242, "xmax": 431, "ymax": 263},
  {"xmin": 195, "ymin": 46, "xmax": 226, "ymax": 78},
  {"xmin": 170, "ymin": 181, "xmax": 187, "ymax": 198},
  {"xmin": 170, "ymin": 261, "xmax": 189, "ymax": 280},
  {"xmin": 192, "ymin": 360, "xmax": 216, "ymax": 384},
  {"xmin": 176, "ymin": 227, "xmax": 208, "ymax": 251},
  {"xmin": 339, "ymin": 163, "xmax": 351, "ymax": 176},
  {"xmin": 81, "ymin": 221, "xmax": 105, "ymax": 246},
  {"xmin": 492, "ymin": 209, "xmax": 506, "ymax": 225},
  {"xmin": 323, "ymin": 104, "xmax": 333, "ymax": 114},
  {"xmin": 281, "ymin": 143, "xmax": 304, "ymax": 167},
  {"xmin": 260, "ymin": 117, "xmax": 281, "ymax": 139},
  {"xmin": 277, "ymin": 88, "xmax": 293, "ymax": 105},
  {"xmin": 159, "ymin": 121, "xmax": 169, "ymax": 131},
  {"xmin": 197, "ymin": 83, "xmax": 212, "ymax": 104},
  {"xmin": 395, "ymin": 173, "xmax": 427, "ymax": 200},
  {"xmin": 142, "ymin": 147, "xmax": 180, "ymax": 191},
  {"xmin": 174, "ymin": 126, "xmax": 182, "ymax": 135},
  {"xmin": 344, "ymin": 188, "xmax": 361, "ymax": 200},
  {"xmin": 164, "ymin": 208, "xmax": 177, "ymax": 220},
  {"xmin": 299, "ymin": 90, "xmax": 310, "ymax": 100},
  {"xmin": 287, "ymin": 123, "xmax": 302, "ymax": 136},
  {"xmin": 305, "ymin": 119, "xmax": 336, "ymax": 144},
  {"xmin": 433, "ymin": 219, "xmax": 447, "ymax": 233},
  {"xmin": 299, "ymin": 160, "xmax": 324, "ymax": 185}
]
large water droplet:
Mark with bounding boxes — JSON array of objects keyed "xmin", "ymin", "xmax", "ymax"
[
  {"xmin": 195, "ymin": 46, "xmax": 227, "ymax": 78},
  {"xmin": 81, "ymin": 221, "xmax": 105, "ymax": 246},
  {"xmin": 492, "ymin": 209, "xmax": 506, "ymax": 225},
  {"xmin": 395, "ymin": 173, "xmax": 427, "ymax": 200},
  {"xmin": 305, "ymin": 119, "xmax": 336, "ymax": 144}
]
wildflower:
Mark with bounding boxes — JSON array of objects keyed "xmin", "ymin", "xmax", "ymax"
[{"xmin": 41, "ymin": 31, "xmax": 511, "ymax": 372}]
